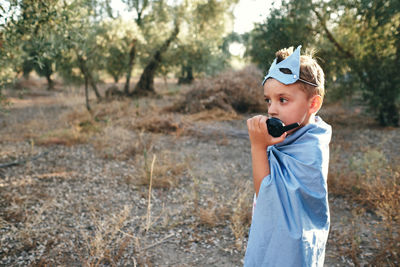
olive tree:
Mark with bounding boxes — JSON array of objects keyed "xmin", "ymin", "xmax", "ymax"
[{"xmin": 245, "ymin": 0, "xmax": 400, "ymax": 126}]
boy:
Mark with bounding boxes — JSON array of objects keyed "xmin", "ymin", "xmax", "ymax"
[{"xmin": 244, "ymin": 45, "xmax": 331, "ymax": 266}]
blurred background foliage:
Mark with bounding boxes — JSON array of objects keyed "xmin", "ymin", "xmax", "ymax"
[{"xmin": 0, "ymin": 0, "xmax": 399, "ymax": 125}]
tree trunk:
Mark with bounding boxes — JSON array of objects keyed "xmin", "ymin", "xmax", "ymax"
[
  {"xmin": 84, "ymin": 75, "xmax": 91, "ymax": 111},
  {"xmin": 378, "ymin": 102, "xmax": 399, "ymax": 127},
  {"xmin": 46, "ymin": 74, "xmax": 54, "ymax": 90},
  {"xmin": 124, "ymin": 39, "xmax": 137, "ymax": 95},
  {"xmin": 88, "ymin": 72, "xmax": 101, "ymax": 100},
  {"xmin": 77, "ymin": 59, "xmax": 91, "ymax": 107},
  {"xmin": 77, "ymin": 53, "xmax": 101, "ymax": 101},
  {"xmin": 113, "ymin": 75, "xmax": 119, "ymax": 84},
  {"xmin": 132, "ymin": 24, "xmax": 180, "ymax": 96},
  {"xmin": 163, "ymin": 75, "xmax": 168, "ymax": 89},
  {"xmin": 178, "ymin": 65, "xmax": 194, "ymax": 84}
]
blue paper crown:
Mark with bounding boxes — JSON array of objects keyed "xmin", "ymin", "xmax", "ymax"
[{"xmin": 262, "ymin": 45, "xmax": 317, "ymax": 87}]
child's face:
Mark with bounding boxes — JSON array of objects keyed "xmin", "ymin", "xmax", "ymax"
[{"xmin": 263, "ymin": 78, "xmax": 312, "ymax": 127}]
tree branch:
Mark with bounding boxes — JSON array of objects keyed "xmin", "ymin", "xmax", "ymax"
[
  {"xmin": 312, "ymin": 9, "xmax": 354, "ymax": 59},
  {"xmin": 0, "ymin": 150, "xmax": 50, "ymax": 168}
]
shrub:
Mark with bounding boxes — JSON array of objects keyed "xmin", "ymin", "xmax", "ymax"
[{"xmin": 167, "ymin": 65, "xmax": 266, "ymax": 114}]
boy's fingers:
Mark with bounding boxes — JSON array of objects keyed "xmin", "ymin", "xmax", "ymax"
[
  {"xmin": 259, "ymin": 116, "xmax": 268, "ymax": 131},
  {"xmin": 272, "ymin": 132, "xmax": 287, "ymax": 143},
  {"xmin": 247, "ymin": 115, "xmax": 270, "ymax": 135},
  {"xmin": 247, "ymin": 116, "xmax": 255, "ymax": 128},
  {"xmin": 248, "ymin": 115, "xmax": 262, "ymax": 130},
  {"xmin": 255, "ymin": 116, "xmax": 262, "ymax": 130}
]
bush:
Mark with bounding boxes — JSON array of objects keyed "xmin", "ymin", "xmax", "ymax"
[{"xmin": 167, "ymin": 65, "xmax": 266, "ymax": 114}]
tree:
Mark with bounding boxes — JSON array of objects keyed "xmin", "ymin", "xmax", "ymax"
[
  {"xmin": 312, "ymin": 0, "xmax": 400, "ymax": 126},
  {"xmin": 132, "ymin": 21, "xmax": 180, "ymax": 95},
  {"xmin": 0, "ymin": 0, "xmax": 105, "ymax": 101},
  {"xmin": 245, "ymin": 0, "xmax": 319, "ymax": 70},
  {"xmin": 20, "ymin": 0, "xmax": 63, "ymax": 90},
  {"xmin": 0, "ymin": 0, "xmax": 60, "ymax": 90},
  {"xmin": 246, "ymin": 0, "xmax": 400, "ymax": 126},
  {"xmin": 167, "ymin": 0, "xmax": 239, "ymax": 84},
  {"xmin": 0, "ymin": 0, "xmax": 242, "ymax": 108},
  {"xmin": 96, "ymin": 18, "xmax": 141, "ymax": 87},
  {"xmin": 120, "ymin": 0, "xmax": 239, "ymax": 95},
  {"xmin": 121, "ymin": 0, "xmax": 153, "ymax": 94},
  {"xmin": 22, "ymin": 41, "xmax": 55, "ymax": 89},
  {"xmin": 54, "ymin": 0, "xmax": 115, "ymax": 109},
  {"xmin": 0, "ymin": 3, "xmax": 22, "ymax": 100}
]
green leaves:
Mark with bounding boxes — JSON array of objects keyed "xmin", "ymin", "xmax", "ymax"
[
  {"xmin": 246, "ymin": 0, "xmax": 400, "ymax": 126},
  {"xmin": 0, "ymin": 0, "xmax": 239, "ymax": 101}
]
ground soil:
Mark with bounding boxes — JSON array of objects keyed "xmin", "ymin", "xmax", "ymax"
[{"xmin": 0, "ymin": 81, "xmax": 399, "ymax": 266}]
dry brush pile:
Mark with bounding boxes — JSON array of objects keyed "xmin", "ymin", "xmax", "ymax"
[{"xmin": 167, "ymin": 65, "xmax": 266, "ymax": 114}]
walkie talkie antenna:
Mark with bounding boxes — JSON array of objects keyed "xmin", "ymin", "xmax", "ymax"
[{"xmin": 282, "ymin": 122, "xmax": 300, "ymax": 133}]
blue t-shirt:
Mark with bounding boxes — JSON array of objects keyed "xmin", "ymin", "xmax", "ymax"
[{"xmin": 244, "ymin": 116, "xmax": 332, "ymax": 267}]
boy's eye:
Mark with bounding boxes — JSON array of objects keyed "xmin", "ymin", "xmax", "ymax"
[
  {"xmin": 280, "ymin": 98, "xmax": 288, "ymax": 103},
  {"xmin": 264, "ymin": 98, "xmax": 271, "ymax": 104}
]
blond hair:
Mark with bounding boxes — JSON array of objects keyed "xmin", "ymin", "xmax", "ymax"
[{"xmin": 276, "ymin": 47, "xmax": 325, "ymax": 99}]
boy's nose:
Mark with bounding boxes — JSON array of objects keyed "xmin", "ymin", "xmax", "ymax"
[{"xmin": 268, "ymin": 103, "xmax": 278, "ymax": 117}]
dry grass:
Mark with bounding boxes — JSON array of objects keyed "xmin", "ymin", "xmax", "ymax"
[
  {"xmin": 80, "ymin": 206, "xmax": 130, "ymax": 265},
  {"xmin": 92, "ymin": 126, "xmax": 142, "ymax": 160},
  {"xmin": 198, "ymin": 200, "xmax": 230, "ymax": 228},
  {"xmin": 31, "ymin": 106, "xmax": 100, "ymax": 146},
  {"xmin": 2, "ymin": 112, "xmax": 50, "ymax": 143},
  {"xmin": 329, "ymin": 145, "xmax": 400, "ymax": 265},
  {"xmin": 30, "ymin": 95, "xmax": 157, "ymax": 148},
  {"xmin": 0, "ymin": 76, "xmax": 247, "ymax": 266},
  {"xmin": 2, "ymin": 75, "xmax": 399, "ymax": 266},
  {"xmin": 187, "ymin": 108, "xmax": 242, "ymax": 122},
  {"xmin": 1, "ymin": 184, "xmax": 55, "ymax": 259},
  {"xmin": 134, "ymin": 151, "xmax": 186, "ymax": 189},
  {"xmin": 187, "ymin": 169, "xmax": 253, "ymax": 252},
  {"xmin": 132, "ymin": 114, "xmax": 185, "ymax": 135},
  {"xmin": 229, "ymin": 184, "xmax": 253, "ymax": 251},
  {"xmin": 328, "ymin": 209, "xmax": 364, "ymax": 266},
  {"xmin": 0, "ymin": 157, "xmax": 169, "ymax": 266},
  {"xmin": 34, "ymin": 128, "xmax": 89, "ymax": 146}
]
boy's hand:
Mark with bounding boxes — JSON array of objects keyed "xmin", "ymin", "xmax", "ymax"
[{"xmin": 247, "ymin": 115, "xmax": 286, "ymax": 149}]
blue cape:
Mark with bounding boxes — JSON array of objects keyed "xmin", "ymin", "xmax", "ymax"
[{"xmin": 244, "ymin": 117, "xmax": 332, "ymax": 267}]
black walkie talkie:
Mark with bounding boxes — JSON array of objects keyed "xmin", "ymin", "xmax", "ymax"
[{"xmin": 267, "ymin": 117, "xmax": 300, "ymax": 137}]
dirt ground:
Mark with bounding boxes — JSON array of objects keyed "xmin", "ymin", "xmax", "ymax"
[{"xmin": 0, "ymin": 80, "xmax": 399, "ymax": 266}]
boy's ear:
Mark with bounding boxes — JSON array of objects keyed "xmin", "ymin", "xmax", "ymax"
[{"xmin": 309, "ymin": 95, "xmax": 322, "ymax": 114}]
